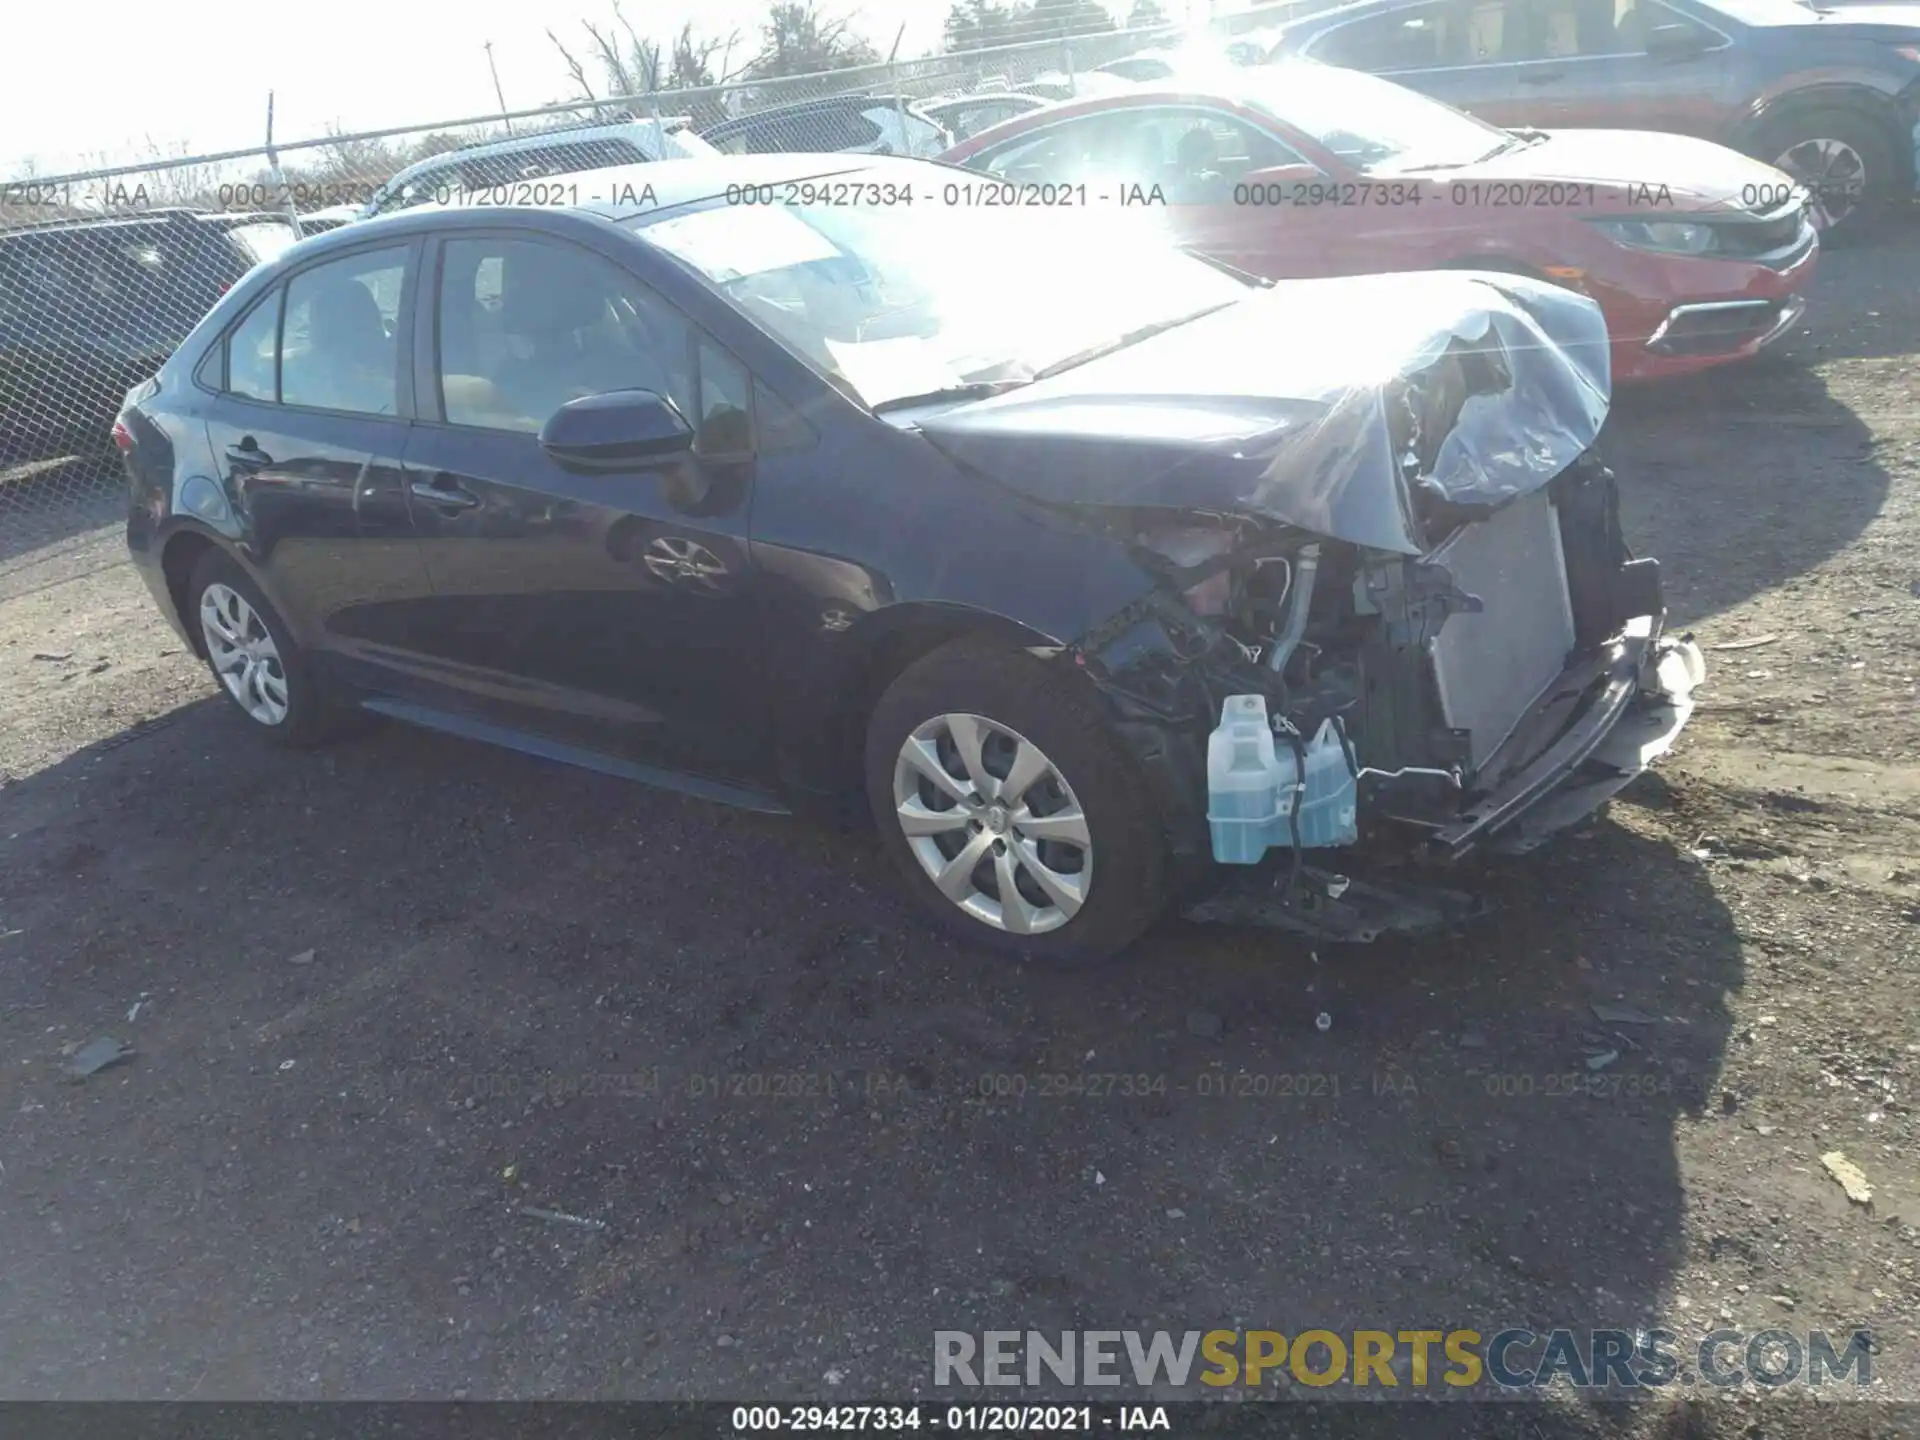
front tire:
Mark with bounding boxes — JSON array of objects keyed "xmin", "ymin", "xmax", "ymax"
[
  {"xmin": 863, "ymin": 638, "xmax": 1171, "ymax": 963},
  {"xmin": 1753, "ymin": 105, "xmax": 1902, "ymax": 235},
  {"xmin": 187, "ymin": 549, "xmax": 348, "ymax": 748}
]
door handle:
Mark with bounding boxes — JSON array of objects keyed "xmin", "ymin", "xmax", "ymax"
[
  {"xmin": 409, "ymin": 479, "xmax": 480, "ymax": 510},
  {"xmin": 224, "ymin": 440, "xmax": 272, "ymax": 468},
  {"xmin": 1518, "ymin": 70, "xmax": 1566, "ymax": 84}
]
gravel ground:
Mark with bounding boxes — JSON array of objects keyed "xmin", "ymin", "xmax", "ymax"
[{"xmin": 1, "ymin": 225, "xmax": 1917, "ymax": 1437}]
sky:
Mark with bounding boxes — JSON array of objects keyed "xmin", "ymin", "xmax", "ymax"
[{"xmin": 3, "ymin": 0, "xmax": 1194, "ymax": 181}]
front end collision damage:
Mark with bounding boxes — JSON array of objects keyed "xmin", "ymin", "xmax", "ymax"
[
  {"xmin": 987, "ymin": 276, "xmax": 1707, "ymax": 943},
  {"xmin": 1061, "ymin": 466, "xmax": 1705, "ymax": 942}
]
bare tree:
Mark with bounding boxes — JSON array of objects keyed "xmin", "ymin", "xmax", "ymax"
[
  {"xmin": 550, "ymin": 2, "xmax": 745, "ymax": 110},
  {"xmin": 746, "ymin": 1, "xmax": 879, "ymax": 79}
]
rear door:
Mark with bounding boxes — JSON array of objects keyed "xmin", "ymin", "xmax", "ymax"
[
  {"xmin": 1303, "ymin": 0, "xmax": 1528, "ymax": 125},
  {"xmin": 393, "ymin": 228, "xmax": 777, "ymax": 785},
  {"xmin": 199, "ymin": 241, "xmax": 433, "ymax": 666}
]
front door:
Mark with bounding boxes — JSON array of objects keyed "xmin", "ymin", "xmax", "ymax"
[
  {"xmin": 1501, "ymin": 0, "xmax": 1730, "ymax": 137},
  {"xmin": 393, "ymin": 231, "xmax": 773, "ymax": 786}
]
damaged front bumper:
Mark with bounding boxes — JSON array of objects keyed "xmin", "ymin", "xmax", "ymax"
[
  {"xmin": 1181, "ymin": 618, "xmax": 1705, "ymax": 941},
  {"xmin": 1433, "ymin": 617, "xmax": 1704, "ymax": 859}
]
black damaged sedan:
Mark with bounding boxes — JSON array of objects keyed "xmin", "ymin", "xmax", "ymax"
[{"xmin": 119, "ymin": 155, "xmax": 1704, "ymax": 963}]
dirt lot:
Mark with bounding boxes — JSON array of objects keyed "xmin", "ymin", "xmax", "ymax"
[{"xmin": 1, "ymin": 229, "xmax": 1917, "ymax": 1435}]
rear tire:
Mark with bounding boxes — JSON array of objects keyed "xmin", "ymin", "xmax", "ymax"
[
  {"xmin": 863, "ymin": 637, "xmax": 1171, "ymax": 964},
  {"xmin": 1752, "ymin": 105, "xmax": 1902, "ymax": 236},
  {"xmin": 187, "ymin": 549, "xmax": 352, "ymax": 748}
]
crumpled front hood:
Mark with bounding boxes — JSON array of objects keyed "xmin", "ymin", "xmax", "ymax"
[{"xmin": 914, "ymin": 269, "xmax": 1611, "ymax": 555}]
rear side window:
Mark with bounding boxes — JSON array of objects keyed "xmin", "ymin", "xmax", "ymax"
[
  {"xmin": 279, "ymin": 247, "xmax": 408, "ymax": 415},
  {"xmin": 226, "ymin": 291, "xmax": 280, "ymax": 401}
]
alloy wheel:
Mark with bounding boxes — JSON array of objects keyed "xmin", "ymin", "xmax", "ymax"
[
  {"xmin": 199, "ymin": 582, "xmax": 290, "ymax": 726},
  {"xmin": 1774, "ymin": 137, "xmax": 1866, "ymax": 231},
  {"xmin": 891, "ymin": 712, "xmax": 1091, "ymax": 935},
  {"xmin": 643, "ymin": 536, "xmax": 728, "ymax": 593}
]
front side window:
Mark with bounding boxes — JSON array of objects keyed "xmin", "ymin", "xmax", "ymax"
[
  {"xmin": 983, "ymin": 109, "xmax": 1302, "ymax": 201},
  {"xmin": 1612, "ymin": 0, "xmax": 1721, "ymax": 52},
  {"xmin": 1462, "ymin": 0, "xmax": 1520, "ymax": 60},
  {"xmin": 279, "ymin": 247, "xmax": 407, "ymax": 415},
  {"xmin": 436, "ymin": 235, "xmax": 693, "ymax": 432},
  {"xmin": 1238, "ymin": 61, "xmax": 1512, "ymax": 170},
  {"xmin": 435, "ymin": 235, "xmax": 758, "ymax": 454},
  {"xmin": 1524, "ymin": 0, "xmax": 1624, "ymax": 55}
]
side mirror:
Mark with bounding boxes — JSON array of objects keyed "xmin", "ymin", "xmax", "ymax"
[
  {"xmin": 1645, "ymin": 22, "xmax": 1709, "ymax": 58},
  {"xmin": 539, "ymin": 389, "xmax": 694, "ymax": 470}
]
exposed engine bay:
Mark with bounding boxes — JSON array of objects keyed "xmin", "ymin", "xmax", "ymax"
[
  {"xmin": 1055, "ymin": 359, "xmax": 1702, "ymax": 943},
  {"xmin": 910, "ymin": 268, "xmax": 1706, "ymax": 940}
]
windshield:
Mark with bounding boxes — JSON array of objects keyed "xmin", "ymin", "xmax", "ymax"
[
  {"xmin": 629, "ymin": 197, "xmax": 1247, "ymax": 409},
  {"xmin": 1241, "ymin": 61, "xmax": 1511, "ymax": 171}
]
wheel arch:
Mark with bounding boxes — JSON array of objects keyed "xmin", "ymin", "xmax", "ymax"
[
  {"xmin": 1733, "ymin": 85, "xmax": 1914, "ymax": 185},
  {"xmin": 802, "ymin": 602, "xmax": 1062, "ymax": 800},
  {"xmin": 158, "ymin": 525, "xmax": 286, "ymax": 660},
  {"xmin": 160, "ymin": 527, "xmax": 222, "ymax": 659}
]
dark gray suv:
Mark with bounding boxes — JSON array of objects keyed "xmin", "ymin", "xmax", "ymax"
[{"xmin": 1269, "ymin": 0, "xmax": 1920, "ymax": 230}]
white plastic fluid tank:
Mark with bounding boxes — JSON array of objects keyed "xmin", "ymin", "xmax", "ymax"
[
  {"xmin": 1207, "ymin": 697, "xmax": 1359, "ymax": 864},
  {"xmin": 1207, "ymin": 694, "xmax": 1282, "ymax": 865}
]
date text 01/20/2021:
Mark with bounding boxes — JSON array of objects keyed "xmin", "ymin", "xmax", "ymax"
[{"xmin": 728, "ymin": 1405, "xmax": 1169, "ymax": 1432}]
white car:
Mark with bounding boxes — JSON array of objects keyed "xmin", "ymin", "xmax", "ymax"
[
  {"xmin": 1014, "ymin": 71, "xmax": 1139, "ymax": 101},
  {"xmin": 357, "ymin": 120, "xmax": 719, "ymax": 220}
]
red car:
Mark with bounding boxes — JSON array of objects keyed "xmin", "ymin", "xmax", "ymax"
[{"xmin": 939, "ymin": 61, "xmax": 1819, "ymax": 382}]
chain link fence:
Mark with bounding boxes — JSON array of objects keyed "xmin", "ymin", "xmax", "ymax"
[{"xmin": 0, "ymin": 2, "xmax": 1314, "ymax": 580}]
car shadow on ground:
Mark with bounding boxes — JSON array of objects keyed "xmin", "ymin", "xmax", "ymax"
[
  {"xmin": 1604, "ymin": 336, "xmax": 1889, "ymax": 629},
  {"xmin": 0, "ymin": 686, "xmax": 1739, "ymax": 1407},
  {"xmin": 0, "ymin": 452, "xmax": 124, "ymax": 570},
  {"xmin": 1773, "ymin": 213, "xmax": 1920, "ymax": 366}
]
